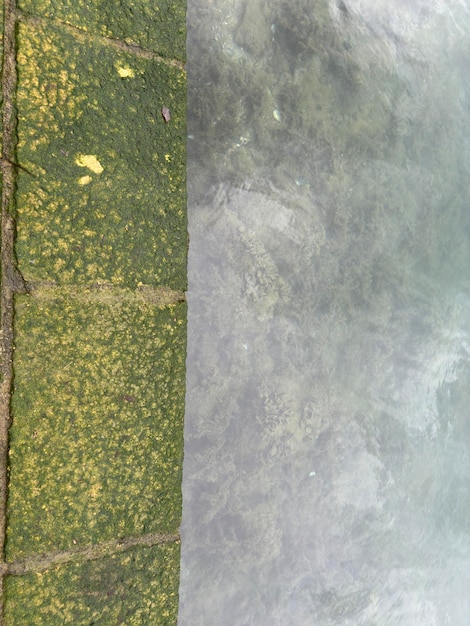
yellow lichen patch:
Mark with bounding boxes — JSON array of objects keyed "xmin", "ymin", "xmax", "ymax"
[
  {"xmin": 78, "ymin": 175, "xmax": 92, "ymax": 185},
  {"xmin": 116, "ymin": 65, "xmax": 135, "ymax": 78},
  {"xmin": 16, "ymin": 27, "xmax": 87, "ymax": 150},
  {"xmin": 75, "ymin": 154, "xmax": 104, "ymax": 174}
]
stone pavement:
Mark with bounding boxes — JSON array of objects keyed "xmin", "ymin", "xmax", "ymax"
[{"xmin": 0, "ymin": 0, "xmax": 187, "ymax": 623}]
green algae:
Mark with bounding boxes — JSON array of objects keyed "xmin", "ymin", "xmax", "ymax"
[
  {"xmin": 6, "ymin": 294, "xmax": 186, "ymax": 560},
  {"xmin": 1, "ymin": 0, "xmax": 187, "ymax": 621},
  {"xmin": 4, "ymin": 541, "xmax": 180, "ymax": 624},
  {"xmin": 15, "ymin": 19, "xmax": 186, "ymax": 290},
  {"xmin": 18, "ymin": 0, "xmax": 186, "ymax": 61}
]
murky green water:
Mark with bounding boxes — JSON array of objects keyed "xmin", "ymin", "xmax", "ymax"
[{"xmin": 180, "ymin": 1, "xmax": 470, "ymax": 623}]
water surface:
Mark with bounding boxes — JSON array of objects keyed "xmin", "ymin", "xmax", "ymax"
[{"xmin": 180, "ymin": 1, "xmax": 470, "ymax": 623}]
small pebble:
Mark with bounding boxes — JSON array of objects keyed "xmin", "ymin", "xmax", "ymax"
[{"xmin": 162, "ymin": 106, "xmax": 171, "ymax": 123}]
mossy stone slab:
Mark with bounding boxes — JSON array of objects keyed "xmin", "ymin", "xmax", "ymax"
[
  {"xmin": 4, "ymin": 541, "xmax": 180, "ymax": 624},
  {"xmin": 18, "ymin": 0, "xmax": 186, "ymax": 61},
  {"xmin": 6, "ymin": 294, "xmax": 186, "ymax": 560},
  {"xmin": 15, "ymin": 20, "xmax": 187, "ymax": 290}
]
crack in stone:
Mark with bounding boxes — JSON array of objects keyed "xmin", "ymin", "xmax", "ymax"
[
  {"xmin": 6, "ymin": 530, "xmax": 180, "ymax": 576},
  {"xmin": 22, "ymin": 282, "xmax": 186, "ymax": 306},
  {"xmin": 18, "ymin": 9, "xmax": 186, "ymax": 72},
  {"xmin": 0, "ymin": 0, "xmax": 20, "ymax": 619}
]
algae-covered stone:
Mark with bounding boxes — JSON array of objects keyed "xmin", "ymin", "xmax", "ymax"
[
  {"xmin": 18, "ymin": 0, "xmax": 186, "ymax": 61},
  {"xmin": 2, "ymin": 0, "xmax": 187, "ymax": 621},
  {"xmin": 15, "ymin": 20, "xmax": 187, "ymax": 290},
  {"xmin": 4, "ymin": 542, "xmax": 180, "ymax": 624},
  {"xmin": 7, "ymin": 294, "xmax": 186, "ymax": 559}
]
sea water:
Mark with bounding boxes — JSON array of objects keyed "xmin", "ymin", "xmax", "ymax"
[{"xmin": 179, "ymin": 0, "xmax": 470, "ymax": 623}]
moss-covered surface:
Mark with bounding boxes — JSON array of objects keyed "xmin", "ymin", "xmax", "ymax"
[
  {"xmin": 18, "ymin": 0, "xmax": 186, "ymax": 61},
  {"xmin": 4, "ymin": 541, "xmax": 180, "ymax": 624},
  {"xmin": 6, "ymin": 295, "xmax": 186, "ymax": 559},
  {"xmin": 15, "ymin": 19, "xmax": 186, "ymax": 290},
  {"xmin": 1, "ymin": 0, "xmax": 186, "ymax": 622}
]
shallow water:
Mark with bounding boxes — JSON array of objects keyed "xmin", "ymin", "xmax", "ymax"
[{"xmin": 180, "ymin": 1, "xmax": 470, "ymax": 624}]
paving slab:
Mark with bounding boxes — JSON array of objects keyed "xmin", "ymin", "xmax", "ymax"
[
  {"xmin": 4, "ymin": 541, "xmax": 180, "ymax": 624},
  {"xmin": 7, "ymin": 293, "xmax": 186, "ymax": 559},
  {"xmin": 15, "ymin": 18, "xmax": 186, "ymax": 290}
]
